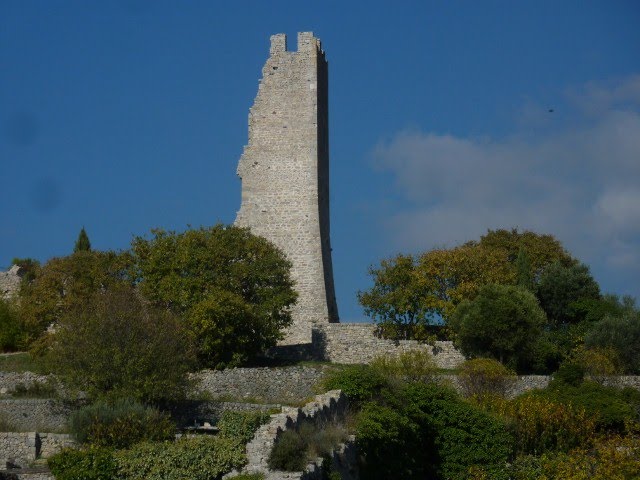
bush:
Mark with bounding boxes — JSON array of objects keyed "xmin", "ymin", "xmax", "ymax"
[
  {"xmin": 69, "ymin": 399, "xmax": 175, "ymax": 448},
  {"xmin": 268, "ymin": 428, "xmax": 307, "ymax": 471},
  {"xmin": 530, "ymin": 381, "xmax": 640, "ymax": 432},
  {"xmin": 320, "ymin": 365, "xmax": 388, "ymax": 405},
  {"xmin": 0, "ymin": 299, "xmax": 22, "ymax": 351},
  {"xmin": 498, "ymin": 395, "xmax": 596, "ymax": 454},
  {"xmin": 217, "ymin": 410, "xmax": 271, "ymax": 443},
  {"xmin": 457, "ymin": 358, "xmax": 515, "ymax": 398},
  {"xmin": 47, "ymin": 287, "xmax": 196, "ymax": 404},
  {"xmin": 9, "ymin": 380, "xmax": 58, "ymax": 398},
  {"xmin": 115, "ymin": 436, "xmax": 245, "ymax": 480},
  {"xmin": 552, "ymin": 361, "xmax": 586, "ymax": 387},
  {"xmin": 268, "ymin": 422, "xmax": 348, "ymax": 472},
  {"xmin": 369, "ymin": 350, "xmax": 437, "ymax": 384},
  {"xmin": 586, "ymin": 311, "xmax": 640, "ymax": 373},
  {"xmin": 403, "ymin": 383, "xmax": 514, "ymax": 480},
  {"xmin": 48, "ymin": 446, "xmax": 118, "ymax": 480}
]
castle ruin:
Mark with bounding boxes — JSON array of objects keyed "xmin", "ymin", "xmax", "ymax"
[{"xmin": 235, "ymin": 32, "xmax": 339, "ymax": 343}]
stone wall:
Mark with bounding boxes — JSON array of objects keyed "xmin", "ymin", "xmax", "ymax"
[
  {"xmin": 172, "ymin": 401, "xmax": 281, "ymax": 429},
  {"xmin": 0, "ymin": 373, "xmax": 53, "ymax": 397},
  {"xmin": 0, "ymin": 400, "xmax": 71, "ymax": 433},
  {"xmin": 312, "ymin": 323, "xmax": 466, "ymax": 369},
  {"xmin": 0, "ymin": 267, "xmax": 21, "ymax": 301},
  {"xmin": 0, "ymin": 432, "xmax": 74, "ymax": 469},
  {"xmin": 235, "ymin": 32, "xmax": 339, "ymax": 344},
  {"xmin": 242, "ymin": 390, "xmax": 355, "ymax": 479},
  {"xmin": 193, "ymin": 367, "xmax": 325, "ymax": 404}
]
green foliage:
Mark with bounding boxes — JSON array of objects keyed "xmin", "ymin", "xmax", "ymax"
[
  {"xmin": 402, "ymin": 383, "xmax": 514, "ymax": 480},
  {"xmin": 217, "ymin": 410, "xmax": 271, "ymax": 443},
  {"xmin": 356, "ymin": 403, "xmax": 423, "ymax": 479},
  {"xmin": 457, "ymin": 358, "xmax": 515, "ymax": 398},
  {"xmin": 74, "ymin": 227, "xmax": 92, "ymax": 252},
  {"xmin": 515, "ymin": 247, "xmax": 534, "ymax": 291},
  {"xmin": 9, "ymin": 380, "xmax": 57, "ymax": 398},
  {"xmin": 268, "ymin": 423, "xmax": 348, "ymax": 472},
  {"xmin": 528, "ymin": 381, "xmax": 640, "ymax": 432},
  {"xmin": 369, "ymin": 350, "xmax": 437, "ymax": 384},
  {"xmin": 450, "ymin": 284, "xmax": 546, "ymax": 371},
  {"xmin": 268, "ymin": 428, "xmax": 307, "ymax": 471},
  {"xmin": 0, "ymin": 298, "xmax": 22, "ymax": 351},
  {"xmin": 48, "ymin": 446, "xmax": 118, "ymax": 480},
  {"xmin": 115, "ymin": 436, "xmax": 245, "ymax": 480},
  {"xmin": 320, "ymin": 365, "xmax": 388, "ymax": 405},
  {"xmin": 11, "ymin": 257, "xmax": 40, "ymax": 284},
  {"xmin": 130, "ymin": 225, "xmax": 297, "ymax": 368},
  {"xmin": 69, "ymin": 399, "xmax": 175, "ymax": 448},
  {"xmin": 227, "ymin": 475, "xmax": 264, "ymax": 480},
  {"xmin": 585, "ymin": 310, "xmax": 640, "ymax": 373},
  {"xmin": 497, "ymin": 395, "xmax": 597, "ymax": 455},
  {"xmin": 17, "ymin": 250, "xmax": 132, "ymax": 345},
  {"xmin": 0, "ymin": 352, "xmax": 47, "ymax": 373},
  {"xmin": 536, "ymin": 261, "xmax": 600, "ymax": 325},
  {"xmin": 553, "ymin": 361, "xmax": 586, "ymax": 387},
  {"xmin": 46, "ymin": 287, "xmax": 195, "ymax": 404}
]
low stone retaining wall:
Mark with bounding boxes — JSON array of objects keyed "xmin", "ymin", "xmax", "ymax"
[
  {"xmin": 0, "ymin": 432, "xmax": 74, "ymax": 469},
  {"xmin": 0, "ymin": 400, "xmax": 71, "ymax": 433},
  {"xmin": 0, "ymin": 374, "xmax": 53, "ymax": 397},
  {"xmin": 311, "ymin": 323, "xmax": 465, "ymax": 369},
  {"xmin": 193, "ymin": 367, "xmax": 325, "ymax": 404},
  {"xmin": 172, "ymin": 401, "xmax": 281, "ymax": 429},
  {"xmin": 0, "ymin": 470, "xmax": 54, "ymax": 480},
  {"xmin": 242, "ymin": 390, "xmax": 354, "ymax": 479}
]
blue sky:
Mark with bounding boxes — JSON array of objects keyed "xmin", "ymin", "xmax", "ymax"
[{"xmin": 2, "ymin": 1, "xmax": 639, "ymax": 321}]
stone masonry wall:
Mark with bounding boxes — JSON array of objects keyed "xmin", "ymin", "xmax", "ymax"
[
  {"xmin": 242, "ymin": 390, "xmax": 355, "ymax": 480},
  {"xmin": 193, "ymin": 367, "xmax": 325, "ymax": 404},
  {"xmin": 0, "ymin": 373, "xmax": 53, "ymax": 396},
  {"xmin": 0, "ymin": 432, "xmax": 74, "ymax": 469},
  {"xmin": 312, "ymin": 323, "xmax": 466, "ymax": 369},
  {"xmin": 0, "ymin": 267, "xmax": 21, "ymax": 301},
  {"xmin": 235, "ymin": 32, "xmax": 339, "ymax": 344},
  {"xmin": 0, "ymin": 400, "xmax": 71, "ymax": 433}
]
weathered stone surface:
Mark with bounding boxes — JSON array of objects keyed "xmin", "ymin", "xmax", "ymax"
[
  {"xmin": 0, "ymin": 400, "xmax": 71, "ymax": 433},
  {"xmin": 311, "ymin": 323, "xmax": 466, "ymax": 369},
  {"xmin": 235, "ymin": 32, "xmax": 339, "ymax": 344},
  {"xmin": 0, "ymin": 373, "xmax": 54, "ymax": 397},
  {"xmin": 193, "ymin": 366, "xmax": 325, "ymax": 404},
  {"xmin": 0, "ymin": 432, "xmax": 74, "ymax": 469},
  {"xmin": 0, "ymin": 266, "xmax": 21, "ymax": 301}
]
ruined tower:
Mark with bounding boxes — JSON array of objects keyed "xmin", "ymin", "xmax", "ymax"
[{"xmin": 235, "ymin": 32, "xmax": 339, "ymax": 343}]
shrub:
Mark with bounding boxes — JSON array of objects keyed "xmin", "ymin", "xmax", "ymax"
[
  {"xmin": 552, "ymin": 361, "xmax": 586, "ymax": 387},
  {"xmin": 571, "ymin": 346, "xmax": 621, "ymax": 383},
  {"xmin": 115, "ymin": 436, "xmax": 245, "ymax": 480},
  {"xmin": 0, "ymin": 299, "xmax": 22, "ymax": 351},
  {"xmin": 369, "ymin": 350, "xmax": 437, "ymax": 384},
  {"xmin": 227, "ymin": 475, "xmax": 264, "ymax": 480},
  {"xmin": 586, "ymin": 311, "xmax": 640, "ymax": 373},
  {"xmin": 48, "ymin": 446, "xmax": 118, "ymax": 480},
  {"xmin": 69, "ymin": 399, "xmax": 175, "ymax": 448},
  {"xmin": 217, "ymin": 410, "xmax": 271, "ymax": 443},
  {"xmin": 529, "ymin": 381, "xmax": 640, "ymax": 432},
  {"xmin": 9, "ymin": 380, "xmax": 58, "ymax": 398},
  {"xmin": 47, "ymin": 287, "xmax": 196, "ymax": 404},
  {"xmin": 268, "ymin": 422, "xmax": 348, "ymax": 472},
  {"xmin": 267, "ymin": 429, "xmax": 307, "ymax": 471},
  {"xmin": 320, "ymin": 365, "xmax": 388, "ymax": 404},
  {"xmin": 498, "ymin": 395, "xmax": 596, "ymax": 454},
  {"xmin": 457, "ymin": 358, "xmax": 515, "ymax": 398}
]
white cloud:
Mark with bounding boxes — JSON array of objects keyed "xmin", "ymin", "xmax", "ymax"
[{"xmin": 373, "ymin": 76, "xmax": 640, "ymax": 298}]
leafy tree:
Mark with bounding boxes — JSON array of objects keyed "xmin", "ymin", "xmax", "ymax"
[
  {"xmin": 536, "ymin": 261, "xmax": 601, "ymax": 325},
  {"xmin": 515, "ymin": 247, "xmax": 534, "ymax": 291},
  {"xmin": 450, "ymin": 284, "xmax": 546, "ymax": 370},
  {"xmin": 585, "ymin": 311, "xmax": 640, "ymax": 374},
  {"xmin": 47, "ymin": 287, "xmax": 195, "ymax": 404},
  {"xmin": 17, "ymin": 250, "xmax": 132, "ymax": 345},
  {"xmin": 130, "ymin": 225, "xmax": 296, "ymax": 368},
  {"xmin": 0, "ymin": 299, "xmax": 22, "ymax": 351},
  {"xmin": 359, "ymin": 229, "xmax": 577, "ymax": 327},
  {"xmin": 74, "ymin": 227, "xmax": 92, "ymax": 252},
  {"xmin": 11, "ymin": 257, "xmax": 40, "ymax": 284}
]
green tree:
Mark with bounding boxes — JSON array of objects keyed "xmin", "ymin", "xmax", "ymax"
[
  {"xmin": 74, "ymin": 227, "xmax": 92, "ymax": 252},
  {"xmin": 450, "ymin": 284, "xmax": 547, "ymax": 370},
  {"xmin": 585, "ymin": 311, "xmax": 640, "ymax": 374},
  {"xmin": 130, "ymin": 225, "xmax": 296, "ymax": 368},
  {"xmin": 536, "ymin": 261, "xmax": 600, "ymax": 325},
  {"xmin": 17, "ymin": 250, "xmax": 133, "ymax": 345},
  {"xmin": 0, "ymin": 299, "xmax": 22, "ymax": 351},
  {"xmin": 47, "ymin": 287, "xmax": 195, "ymax": 404},
  {"xmin": 515, "ymin": 247, "xmax": 534, "ymax": 291}
]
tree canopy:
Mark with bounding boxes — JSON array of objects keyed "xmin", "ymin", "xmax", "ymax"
[
  {"xmin": 74, "ymin": 227, "xmax": 92, "ymax": 252},
  {"xmin": 130, "ymin": 225, "xmax": 297, "ymax": 368}
]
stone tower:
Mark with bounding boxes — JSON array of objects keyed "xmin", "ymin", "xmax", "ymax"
[{"xmin": 235, "ymin": 32, "xmax": 339, "ymax": 343}]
